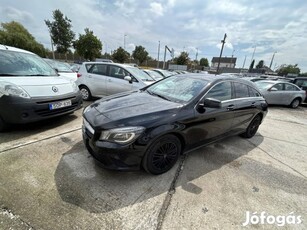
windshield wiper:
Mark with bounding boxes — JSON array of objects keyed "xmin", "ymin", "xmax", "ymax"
[
  {"xmin": 24, "ymin": 74, "xmax": 52, "ymax": 76},
  {"xmin": 146, "ymin": 90, "xmax": 171, "ymax": 101},
  {"xmin": 0, "ymin": 74, "xmax": 22, "ymax": 76}
]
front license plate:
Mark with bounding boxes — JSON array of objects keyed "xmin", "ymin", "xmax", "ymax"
[{"xmin": 49, "ymin": 100, "xmax": 72, "ymax": 110}]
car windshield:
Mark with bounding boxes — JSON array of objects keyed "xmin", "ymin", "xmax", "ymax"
[
  {"xmin": 0, "ymin": 50, "xmax": 57, "ymax": 76},
  {"xmin": 158, "ymin": 69, "xmax": 174, "ymax": 77},
  {"xmin": 255, "ymin": 81, "xmax": 275, "ymax": 90},
  {"xmin": 145, "ymin": 70, "xmax": 164, "ymax": 80},
  {"xmin": 146, "ymin": 76, "xmax": 209, "ymax": 103},
  {"xmin": 126, "ymin": 67, "xmax": 155, "ymax": 82},
  {"xmin": 44, "ymin": 59, "xmax": 73, "ymax": 73}
]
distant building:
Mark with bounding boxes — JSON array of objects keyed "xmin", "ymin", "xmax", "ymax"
[{"xmin": 211, "ymin": 57, "xmax": 237, "ymax": 68}]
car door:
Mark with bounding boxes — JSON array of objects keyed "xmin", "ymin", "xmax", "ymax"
[
  {"xmin": 106, "ymin": 65, "xmax": 133, "ymax": 95},
  {"xmin": 187, "ymin": 81, "xmax": 235, "ymax": 148},
  {"xmin": 284, "ymin": 83, "xmax": 301, "ymax": 104},
  {"xmin": 265, "ymin": 83, "xmax": 286, "ymax": 104},
  {"xmin": 86, "ymin": 64, "xmax": 108, "ymax": 97},
  {"xmin": 231, "ymin": 82, "xmax": 262, "ymax": 133}
]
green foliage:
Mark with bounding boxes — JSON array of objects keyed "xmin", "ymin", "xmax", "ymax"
[
  {"xmin": 256, "ymin": 60, "xmax": 264, "ymax": 69},
  {"xmin": 112, "ymin": 47, "xmax": 130, "ymax": 63},
  {"xmin": 300, "ymin": 72, "xmax": 307, "ymax": 77},
  {"xmin": 199, "ymin": 58, "xmax": 209, "ymax": 67},
  {"xmin": 277, "ymin": 64, "xmax": 300, "ymax": 76},
  {"xmin": 74, "ymin": 28, "xmax": 102, "ymax": 61},
  {"xmin": 45, "ymin": 9, "xmax": 75, "ymax": 54},
  {"xmin": 0, "ymin": 21, "xmax": 46, "ymax": 57},
  {"xmin": 249, "ymin": 60, "xmax": 255, "ymax": 72},
  {"xmin": 176, "ymin": 52, "xmax": 189, "ymax": 65},
  {"xmin": 132, "ymin": 45, "xmax": 149, "ymax": 65}
]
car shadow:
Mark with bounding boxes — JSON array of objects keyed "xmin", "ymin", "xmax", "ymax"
[{"xmin": 54, "ymin": 134, "xmax": 264, "ymax": 213}]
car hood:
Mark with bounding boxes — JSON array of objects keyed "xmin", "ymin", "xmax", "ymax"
[
  {"xmin": 0, "ymin": 76, "xmax": 76, "ymax": 97},
  {"xmin": 85, "ymin": 91, "xmax": 183, "ymax": 129}
]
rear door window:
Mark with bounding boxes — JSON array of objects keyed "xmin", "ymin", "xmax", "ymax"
[
  {"xmin": 248, "ymin": 86, "xmax": 262, "ymax": 97},
  {"xmin": 88, "ymin": 64, "xmax": 107, "ymax": 75},
  {"xmin": 284, "ymin": 84, "xmax": 299, "ymax": 91},
  {"xmin": 233, "ymin": 83, "xmax": 249, "ymax": 98}
]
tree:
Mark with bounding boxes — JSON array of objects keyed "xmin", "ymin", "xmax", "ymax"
[
  {"xmin": 199, "ymin": 58, "xmax": 209, "ymax": 67},
  {"xmin": 277, "ymin": 64, "xmax": 300, "ymax": 76},
  {"xmin": 45, "ymin": 9, "xmax": 75, "ymax": 54},
  {"xmin": 132, "ymin": 45, "xmax": 148, "ymax": 65},
  {"xmin": 74, "ymin": 28, "xmax": 102, "ymax": 61},
  {"xmin": 249, "ymin": 60, "xmax": 255, "ymax": 72},
  {"xmin": 112, "ymin": 47, "xmax": 130, "ymax": 63},
  {"xmin": 0, "ymin": 21, "xmax": 46, "ymax": 57},
  {"xmin": 256, "ymin": 60, "xmax": 264, "ymax": 69},
  {"xmin": 176, "ymin": 52, "xmax": 189, "ymax": 65}
]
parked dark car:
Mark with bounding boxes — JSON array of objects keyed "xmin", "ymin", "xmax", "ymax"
[
  {"xmin": 292, "ymin": 77, "xmax": 307, "ymax": 102},
  {"xmin": 82, "ymin": 74, "xmax": 268, "ymax": 174}
]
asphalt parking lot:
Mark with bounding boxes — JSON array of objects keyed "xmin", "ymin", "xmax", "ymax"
[{"xmin": 0, "ymin": 103, "xmax": 306, "ymax": 230}]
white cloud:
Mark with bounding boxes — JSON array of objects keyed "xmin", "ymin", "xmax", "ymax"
[{"xmin": 149, "ymin": 2, "xmax": 164, "ymax": 16}]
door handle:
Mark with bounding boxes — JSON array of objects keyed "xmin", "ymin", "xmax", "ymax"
[
  {"xmin": 251, "ymin": 102, "xmax": 256, "ymax": 108},
  {"xmin": 108, "ymin": 79, "xmax": 112, "ymax": 82},
  {"xmin": 227, "ymin": 104, "xmax": 234, "ymax": 111},
  {"xmin": 88, "ymin": 74, "xmax": 92, "ymax": 78}
]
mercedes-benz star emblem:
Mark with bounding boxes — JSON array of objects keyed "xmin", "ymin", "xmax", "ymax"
[{"xmin": 52, "ymin": 86, "xmax": 58, "ymax": 93}]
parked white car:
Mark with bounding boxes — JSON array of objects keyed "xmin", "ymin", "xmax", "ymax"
[
  {"xmin": 0, "ymin": 44, "xmax": 83, "ymax": 131},
  {"xmin": 76, "ymin": 62, "xmax": 155, "ymax": 100},
  {"xmin": 44, "ymin": 58, "xmax": 78, "ymax": 81}
]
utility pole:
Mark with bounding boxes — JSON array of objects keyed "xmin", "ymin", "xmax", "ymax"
[
  {"xmin": 242, "ymin": 55, "xmax": 247, "ymax": 69},
  {"xmin": 269, "ymin": 51, "xmax": 277, "ymax": 69},
  {"xmin": 157, "ymin": 41, "xmax": 160, "ymax": 68},
  {"xmin": 250, "ymin": 46, "xmax": 256, "ymax": 64},
  {"xmin": 231, "ymin": 49, "xmax": 235, "ymax": 68},
  {"xmin": 216, "ymin": 33, "xmax": 227, "ymax": 74},
  {"xmin": 163, "ymin": 45, "xmax": 172, "ymax": 69},
  {"xmin": 124, "ymin": 34, "xmax": 127, "ymax": 50},
  {"xmin": 195, "ymin": 48, "xmax": 199, "ymax": 61},
  {"xmin": 49, "ymin": 32, "xmax": 55, "ymax": 60}
]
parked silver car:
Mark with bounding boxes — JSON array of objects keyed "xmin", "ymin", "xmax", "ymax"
[
  {"xmin": 255, "ymin": 81, "xmax": 306, "ymax": 108},
  {"xmin": 76, "ymin": 62, "xmax": 155, "ymax": 100}
]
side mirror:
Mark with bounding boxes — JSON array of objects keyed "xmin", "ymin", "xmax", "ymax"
[
  {"xmin": 269, "ymin": 87, "xmax": 278, "ymax": 91},
  {"xmin": 197, "ymin": 98, "xmax": 222, "ymax": 113},
  {"xmin": 203, "ymin": 98, "xmax": 222, "ymax": 108},
  {"xmin": 124, "ymin": 76, "xmax": 132, "ymax": 83}
]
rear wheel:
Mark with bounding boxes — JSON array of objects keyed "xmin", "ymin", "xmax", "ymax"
[
  {"xmin": 241, "ymin": 115, "xmax": 261, "ymax": 138},
  {"xmin": 142, "ymin": 134, "xmax": 181, "ymax": 175},
  {"xmin": 290, "ymin": 98, "xmax": 300, "ymax": 109},
  {"xmin": 79, "ymin": 86, "xmax": 92, "ymax": 101}
]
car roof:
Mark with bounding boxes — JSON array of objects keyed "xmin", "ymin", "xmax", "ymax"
[
  {"xmin": 0, "ymin": 44, "xmax": 35, "ymax": 55},
  {"xmin": 81, "ymin": 62, "xmax": 136, "ymax": 68},
  {"xmin": 176, "ymin": 73, "xmax": 257, "ymax": 86}
]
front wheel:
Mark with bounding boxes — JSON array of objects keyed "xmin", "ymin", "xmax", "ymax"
[
  {"xmin": 142, "ymin": 134, "xmax": 181, "ymax": 175},
  {"xmin": 79, "ymin": 86, "xmax": 92, "ymax": 101},
  {"xmin": 241, "ymin": 115, "xmax": 261, "ymax": 138},
  {"xmin": 290, "ymin": 98, "xmax": 300, "ymax": 109}
]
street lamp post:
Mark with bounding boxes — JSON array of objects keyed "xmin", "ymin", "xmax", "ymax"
[
  {"xmin": 231, "ymin": 49, "xmax": 236, "ymax": 68},
  {"xmin": 157, "ymin": 41, "xmax": 160, "ymax": 68},
  {"xmin": 124, "ymin": 34, "xmax": 127, "ymax": 50},
  {"xmin": 269, "ymin": 51, "xmax": 277, "ymax": 69}
]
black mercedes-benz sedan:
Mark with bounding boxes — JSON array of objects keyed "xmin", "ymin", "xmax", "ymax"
[{"xmin": 82, "ymin": 74, "xmax": 268, "ymax": 174}]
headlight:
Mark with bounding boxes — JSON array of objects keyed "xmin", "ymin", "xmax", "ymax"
[
  {"xmin": 0, "ymin": 81, "xmax": 30, "ymax": 98},
  {"xmin": 100, "ymin": 126, "xmax": 145, "ymax": 144}
]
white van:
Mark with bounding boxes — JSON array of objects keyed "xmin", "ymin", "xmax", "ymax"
[
  {"xmin": 0, "ymin": 44, "xmax": 83, "ymax": 131},
  {"xmin": 76, "ymin": 62, "xmax": 156, "ymax": 100}
]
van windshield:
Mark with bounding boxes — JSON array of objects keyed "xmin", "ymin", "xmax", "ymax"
[{"xmin": 0, "ymin": 50, "xmax": 57, "ymax": 77}]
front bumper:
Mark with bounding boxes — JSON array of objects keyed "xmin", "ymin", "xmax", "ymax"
[
  {"xmin": 0, "ymin": 92, "xmax": 83, "ymax": 124},
  {"xmin": 82, "ymin": 124, "xmax": 146, "ymax": 171}
]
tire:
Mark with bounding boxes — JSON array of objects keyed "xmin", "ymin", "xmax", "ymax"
[
  {"xmin": 142, "ymin": 134, "xmax": 181, "ymax": 175},
  {"xmin": 290, "ymin": 98, "xmax": 300, "ymax": 109},
  {"xmin": 0, "ymin": 117, "xmax": 8, "ymax": 132},
  {"xmin": 79, "ymin": 86, "xmax": 92, "ymax": 101},
  {"xmin": 241, "ymin": 115, "xmax": 261, "ymax": 138}
]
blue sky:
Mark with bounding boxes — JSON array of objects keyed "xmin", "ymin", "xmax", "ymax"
[{"xmin": 0, "ymin": 0, "xmax": 307, "ymax": 71}]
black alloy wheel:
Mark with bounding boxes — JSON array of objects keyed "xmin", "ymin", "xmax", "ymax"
[
  {"xmin": 142, "ymin": 134, "xmax": 181, "ymax": 175},
  {"xmin": 241, "ymin": 115, "xmax": 261, "ymax": 138}
]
